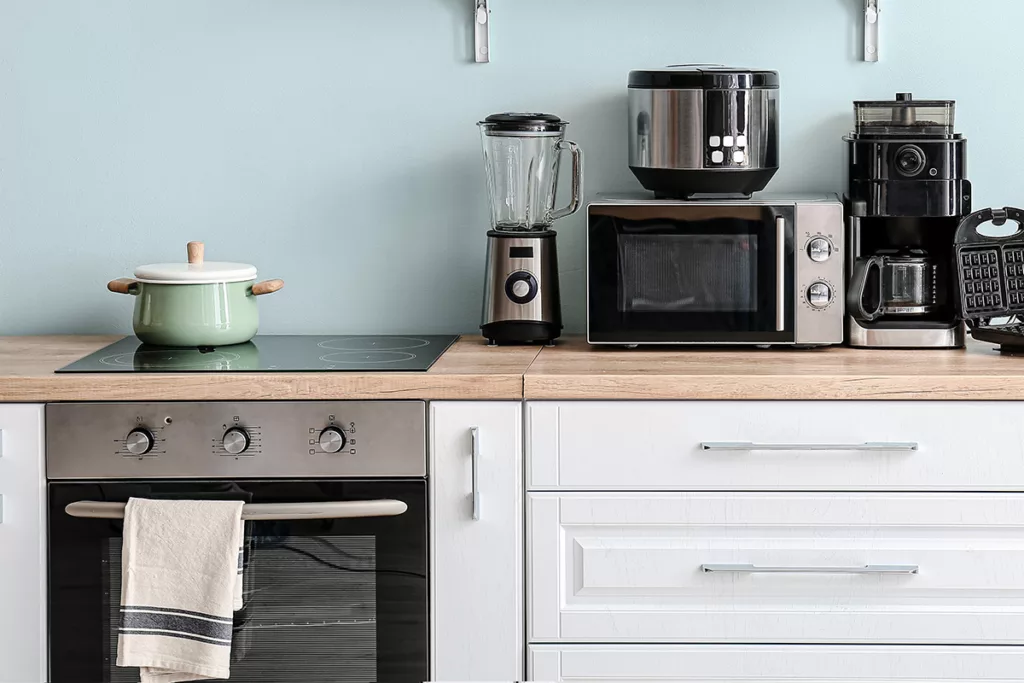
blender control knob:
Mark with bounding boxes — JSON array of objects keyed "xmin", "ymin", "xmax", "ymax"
[
  {"xmin": 125, "ymin": 428, "xmax": 155, "ymax": 456},
  {"xmin": 807, "ymin": 237, "xmax": 833, "ymax": 262},
  {"xmin": 222, "ymin": 427, "xmax": 250, "ymax": 455},
  {"xmin": 807, "ymin": 281, "xmax": 833, "ymax": 308},
  {"xmin": 504, "ymin": 271, "xmax": 538, "ymax": 304},
  {"xmin": 318, "ymin": 427, "xmax": 347, "ymax": 454}
]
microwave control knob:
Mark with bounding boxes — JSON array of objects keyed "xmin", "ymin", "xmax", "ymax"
[
  {"xmin": 318, "ymin": 426, "xmax": 347, "ymax": 454},
  {"xmin": 222, "ymin": 427, "xmax": 250, "ymax": 455},
  {"xmin": 807, "ymin": 237, "xmax": 833, "ymax": 262},
  {"xmin": 125, "ymin": 428, "xmax": 155, "ymax": 456},
  {"xmin": 807, "ymin": 281, "xmax": 833, "ymax": 308}
]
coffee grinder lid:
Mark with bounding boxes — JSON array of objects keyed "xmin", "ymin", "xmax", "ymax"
[{"xmin": 853, "ymin": 93, "xmax": 956, "ymax": 137}]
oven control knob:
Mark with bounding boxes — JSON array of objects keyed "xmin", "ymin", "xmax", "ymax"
[
  {"xmin": 318, "ymin": 426, "xmax": 347, "ymax": 454},
  {"xmin": 807, "ymin": 237, "xmax": 833, "ymax": 262},
  {"xmin": 222, "ymin": 427, "xmax": 250, "ymax": 455},
  {"xmin": 125, "ymin": 428, "xmax": 155, "ymax": 456},
  {"xmin": 807, "ymin": 281, "xmax": 833, "ymax": 308}
]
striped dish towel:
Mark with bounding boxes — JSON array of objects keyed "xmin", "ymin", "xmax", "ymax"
[{"xmin": 116, "ymin": 498, "xmax": 244, "ymax": 682}]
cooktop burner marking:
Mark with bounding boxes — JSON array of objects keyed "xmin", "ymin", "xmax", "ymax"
[
  {"xmin": 318, "ymin": 351, "xmax": 418, "ymax": 364},
  {"xmin": 99, "ymin": 350, "xmax": 243, "ymax": 370},
  {"xmin": 317, "ymin": 336, "xmax": 431, "ymax": 352}
]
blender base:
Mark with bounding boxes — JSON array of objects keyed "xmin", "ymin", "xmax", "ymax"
[{"xmin": 482, "ymin": 321, "xmax": 562, "ymax": 345}]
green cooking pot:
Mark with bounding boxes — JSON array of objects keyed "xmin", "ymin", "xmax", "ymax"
[{"xmin": 108, "ymin": 241, "xmax": 284, "ymax": 347}]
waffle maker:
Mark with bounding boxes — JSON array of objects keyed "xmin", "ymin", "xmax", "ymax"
[{"xmin": 954, "ymin": 206, "xmax": 1024, "ymax": 351}]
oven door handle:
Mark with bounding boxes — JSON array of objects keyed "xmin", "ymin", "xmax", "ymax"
[{"xmin": 64, "ymin": 499, "xmax": 408, "ymax": 521}]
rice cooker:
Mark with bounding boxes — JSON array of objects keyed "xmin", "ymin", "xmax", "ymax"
[{"xmin": 628, "ymin": 65, "xmax": 780, "ymax": 199}]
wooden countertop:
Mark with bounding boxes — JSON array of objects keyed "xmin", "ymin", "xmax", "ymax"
[
  {"xmin": 5, "ymin": 334, "xmax": 1024, "ymax": 402},
  {"xmin": 523, "ymin": 337, "xmax": 1024, "ymax": 400},
  {"xmin": 0, "ymin": 336, "xmax": 541, "ymax": 401}
]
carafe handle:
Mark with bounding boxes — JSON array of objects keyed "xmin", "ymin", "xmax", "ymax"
[
  {"xmin": 847, "ymin": 255, "xmax": 885, "ymax": 322},
  {"xmin": 550, "ymin": 140, "xmax": 583, "ymax": 221}
]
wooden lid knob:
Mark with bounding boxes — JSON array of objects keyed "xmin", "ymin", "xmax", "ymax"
[{"xmin": 187, "ymin": 241, "xmax": 204, "ymax": 265}]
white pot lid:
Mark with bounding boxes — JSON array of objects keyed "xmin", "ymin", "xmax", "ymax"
[
  {"xmin": 134, "ymin": 261, "xmax": 257, "ymax": 284},
  {"xmin": 131, "ymin": 242, "xmax": 258, "ymax": 284}
]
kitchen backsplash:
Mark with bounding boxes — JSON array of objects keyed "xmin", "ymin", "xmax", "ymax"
[{"xmin": 3, "ymin": 0, "xmax": 1020, "ymax": 335}]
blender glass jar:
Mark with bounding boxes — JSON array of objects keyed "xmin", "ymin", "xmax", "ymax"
[{"xmin": 478, "ymin": 113, "xmax": 582, "ymax": 231}]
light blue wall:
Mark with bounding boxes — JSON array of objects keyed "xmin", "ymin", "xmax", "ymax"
[{"xmin": 3, "ymin": 0, "xmax": 1020, "ymax": 336}]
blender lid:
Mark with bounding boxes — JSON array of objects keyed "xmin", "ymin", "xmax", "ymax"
[
  {"xmin": 628, "ymin": 65, "xmax": 779, "ymax": 89},
  {"xmin": 479, "ymin": 113, "xmax": 566, "ymax": 133}
]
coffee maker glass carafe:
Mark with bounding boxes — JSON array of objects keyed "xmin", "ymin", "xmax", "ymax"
[
  {"xmin": 848, "ymin": 249, "xmax": 938, "ymax": 322},
  {"xmin": 478, "ymin": 113, "xmax": 582, "ymax": 231}
]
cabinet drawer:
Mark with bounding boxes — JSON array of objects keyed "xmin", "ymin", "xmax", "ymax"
[
  {"xmin": 528, "ymin": 645, "xmax": 1024, "ymax": 682},
  {"xmin": 527, "ymin": 401, "xmax": 1024, "ymax": 491},
  {"xmin": 528, "ymin": 493, "xmax": 1024, "ymax": 644}
]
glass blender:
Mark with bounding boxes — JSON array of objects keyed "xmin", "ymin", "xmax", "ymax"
[{"xmin": 477, "ymin": 113, "xmax": 583, "ymax": 345}]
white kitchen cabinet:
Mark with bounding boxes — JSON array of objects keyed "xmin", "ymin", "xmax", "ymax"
[
  {"xmin": 528, "ymin": 645, "xmax": 1024, "ymax": 681},
  {"xmin": 528, "ymin": 492, "xmax": 1024, "ymax": 645},
  {"xmin": 527, "ymin": 401, "xmax": 1024, "ymax": 491},
  {"xmin": 429, "ymin": 402, "xmax": 522, "ymax": 682},
  {"xmin": 0, "ymin": 404, "xmax": 46, "ymax": 682}
]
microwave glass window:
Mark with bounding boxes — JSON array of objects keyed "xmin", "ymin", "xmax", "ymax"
[
  {"xmin": 618, "ymin": 233, "xmax": 757, "ymax": 313},
  {"xmin": 106, "ymin": 533, "xmax": 379, "ymax": 683}
]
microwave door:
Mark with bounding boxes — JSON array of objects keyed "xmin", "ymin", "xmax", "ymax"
[{"xmin": 588, "ymin": 207, "xmax": 795, "ymax": 344}]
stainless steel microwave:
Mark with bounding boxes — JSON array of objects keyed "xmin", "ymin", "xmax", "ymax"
[{"xmin": 587, "ymin": 193, "xmax": 844, "ymax": 346}]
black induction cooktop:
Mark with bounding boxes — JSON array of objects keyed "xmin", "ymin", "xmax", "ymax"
[{"xmin": 56, "ymin": 335, "xmax": 459, "ymax": 373}]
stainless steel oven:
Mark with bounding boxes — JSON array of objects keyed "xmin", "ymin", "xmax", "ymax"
[
  {"xmin": 46, "ymin": 401, "xmax": 428, "ymax": 683},
  {"xmin": 587, "ymin": 193, "xmax": 845, "ymax": 346}
]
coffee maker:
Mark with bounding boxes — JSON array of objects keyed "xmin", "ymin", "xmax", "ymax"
[
  {"xmin": 845, "ymin": 93, "xmax": 971, "ymax": 348},
  {"xmin": 477, "ymin": 113, "xmax": 583, "ymax": 345}
]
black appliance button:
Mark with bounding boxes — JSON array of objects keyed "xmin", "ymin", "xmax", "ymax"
[
  {"xmin": 966, "ymin": 296, "xmax": 975, "ymax": 308},
  {"xmin": 995, "ymin": 294, "xmax": 1004, "ymax": 307},
  {"xmin": 965, "ymin": 282, "xmax": 974, "ymax": 294},
  {"xmin": 962, "ymin": 254, "xmax": 972, "ymax": 266},
  {"xmin": 971, "ymin": 253, "xmax": 980, "ymax": 266},
  {"xmin": 504, "ymin": 271, "xmax": 539, "ymax": 305}
]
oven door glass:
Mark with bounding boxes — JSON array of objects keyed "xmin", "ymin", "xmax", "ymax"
[
  {"xmin": 588, "ymin": 204, "xmax": 796, "ymax": 343},
  {"xmin": 49, "ymin": 480, "xmax": 426, "ymax": 683}
]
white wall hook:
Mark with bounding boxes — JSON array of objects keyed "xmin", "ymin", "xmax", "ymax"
[
  {"xmin": 864, "ymin": 0, "xmax": 879, "ymax": 62},
  {"xmin": 475, "ymin": 0, "xmax": 490, "ymax": 63}
]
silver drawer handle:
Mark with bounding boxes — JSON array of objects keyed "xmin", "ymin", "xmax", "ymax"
[
  {"xmin": 65, "ymin": 499, "xmax": 408, "ymax": 521},
  {"xmin": 470, "ymin": 426, "xmax": 481, "ymax": 521},
  {"xmin": 701, "ymin": 563, "xmax": 919, "ymax": 575},
  {"xmin": 700, "ymin": 441, "xmax": 918, "ymax": 452}
]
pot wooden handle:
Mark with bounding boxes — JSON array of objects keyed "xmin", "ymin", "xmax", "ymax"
[
  {"xmin": 187, "ymin": 241, "xmax": 204, "ymax": 265},
  {"xmin": 107, "ymin": 278, "xmax": 139, "ymax": 295},
  {"xmin": 251, "ymin": 279, "xmax": 284, "ymax": 296}
]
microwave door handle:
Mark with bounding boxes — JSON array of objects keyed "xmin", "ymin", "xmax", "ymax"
[
  {"xmin": 776, "ymin": 215, "xmax": 785, "ymax": 332},
  {"xmin": 64, "ymin": 499, "xmax": 409, "ymax": 521}
]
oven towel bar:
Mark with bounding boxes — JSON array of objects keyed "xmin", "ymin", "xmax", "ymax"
[
  {"xmin": 66, "ymin": 499, "xmax": 409, "ymax": 521},
  {"xmin": 115, "ymin": 498, "xmax": 244, "ymax": 682}
]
